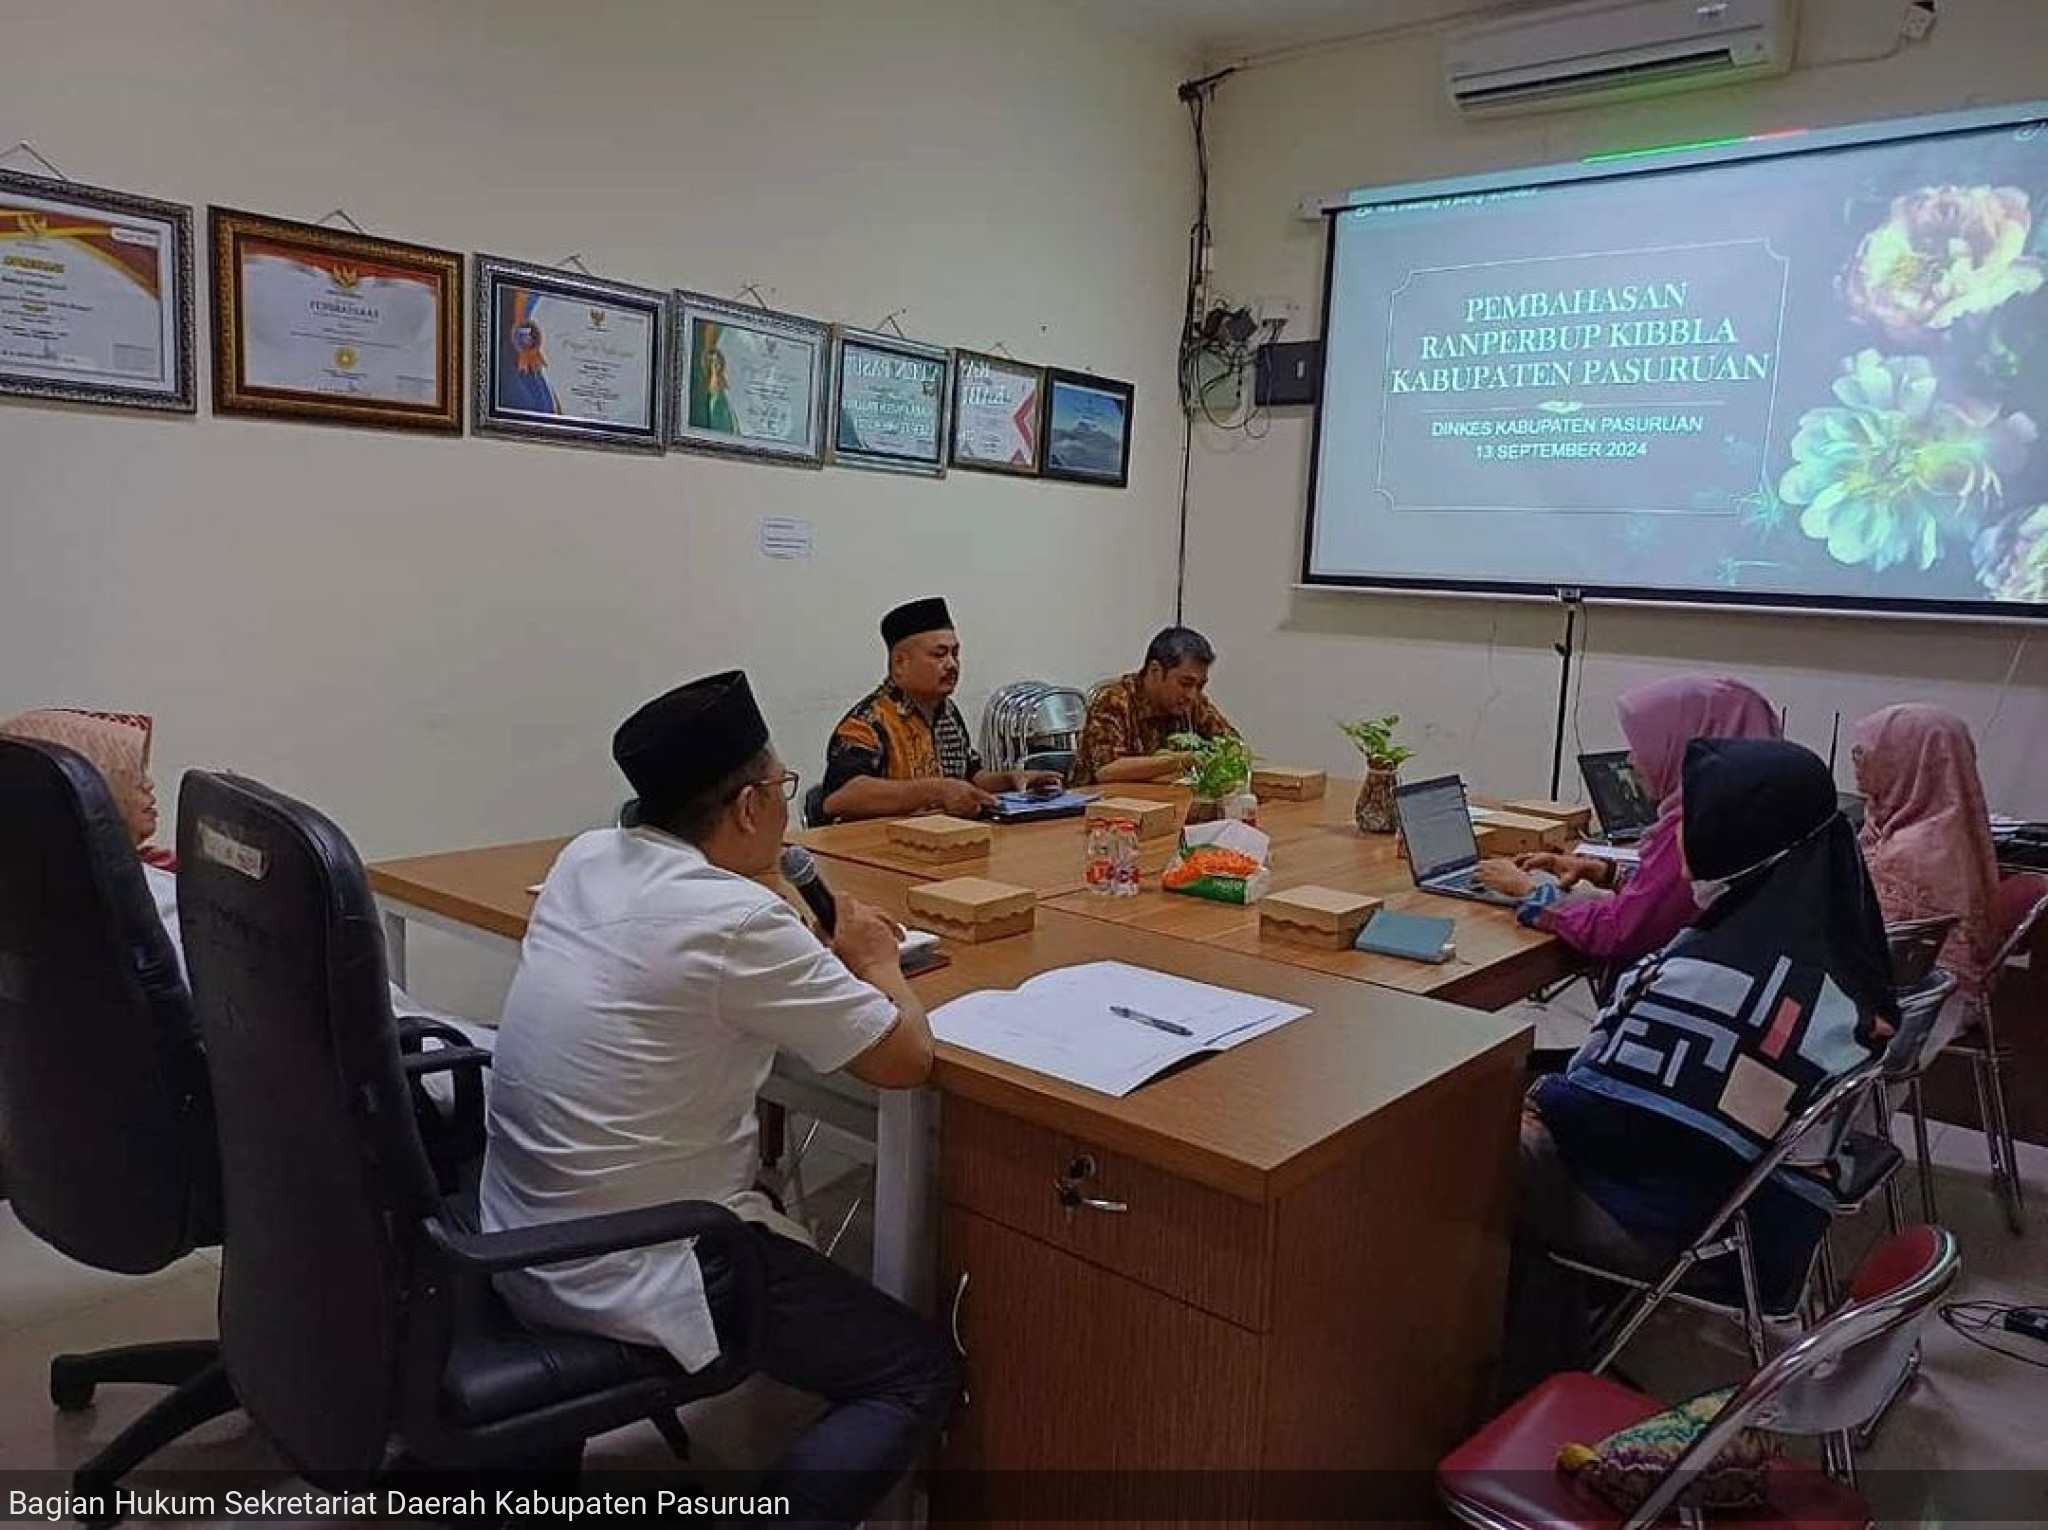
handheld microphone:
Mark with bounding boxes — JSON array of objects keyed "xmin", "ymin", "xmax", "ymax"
[{"xmin": 778, "ymin": 846, "xmax": 837, "ymax": 936}]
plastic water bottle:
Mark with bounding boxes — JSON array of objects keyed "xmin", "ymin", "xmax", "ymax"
[
  {"xmin": 1111, "ymin": 820, "xmax": 1141, "ymax": 897},
  {"xmin": 1084, "ymin": 821, "xmax": 1114, "ymax": 895}
]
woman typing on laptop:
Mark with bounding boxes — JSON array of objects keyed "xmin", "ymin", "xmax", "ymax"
[{"xmin": 1474, "ymin": 674, "xmax": 1780, "ymax": 969}]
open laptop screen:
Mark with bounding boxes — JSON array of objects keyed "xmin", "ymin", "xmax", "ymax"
[
  {"xmin": 1395, "ymin": 775, "xmax": 1479, "ymax": 881},
  {"xmin": 1579, "ymin": 750, "xmax": 1657, "ymax": 839}
]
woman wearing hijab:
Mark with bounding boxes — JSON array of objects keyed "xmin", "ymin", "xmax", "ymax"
[
  {"xmin": 0, "ymin": 707, "xmax": 488, "ymax": 1048},
  {"xmin": 1853, "ymin": 705, "xmax": 2017, "ymax": 1047},
  {"xmin": 1478, "ymin": 674, "xmax": 1781, "ymax": 967},
  {"xmin": 1504, "ymin": 737, "xmax": 1895, "ymax": 1393},
  {"xmin": 0, "ymin": 709, "xmax": 180, "ymax": 936}
]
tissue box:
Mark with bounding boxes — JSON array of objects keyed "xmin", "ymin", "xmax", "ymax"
[
  {"xmin": 905, "ymin": 877, "xmax": 1036, "ymax": 942},
  {"xmin": 1162, "ymin": 820, "xmax": 1272, "ymax": 904},
  {"xmin": 1502, "ymin": 798, "xmax": 1594, "ymax": 837},
  {"xmin": 1085, "ymin": 796, "xmax": 1183, "ymax": 841},
  {"xmin": 1250, "ymin": 766, "xmax": 1327, "ymax": 801},
  {"xmin": 886, "ymin": 814, "xmax": 992, "ymax": 862},
  {"xmin": 1261, "ymin": 885, "xmax": 1382, "ymax": 950},
  {"xmin": 1475, "ymin": 811, "xmax": 1570, "ymax": 856}
]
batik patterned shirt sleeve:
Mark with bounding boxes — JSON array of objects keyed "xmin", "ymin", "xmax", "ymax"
[
  {"xmin": 1073, "ymin": 675, "xmax": 1144, "ymax": 787},
  {"xmin": 1074, "ymin": 677, "xmax": 1240, "ymax": 787}
]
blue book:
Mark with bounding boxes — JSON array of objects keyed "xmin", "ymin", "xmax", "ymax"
[{"xmin": 1352, "ymin": 910, "xmax": 1456, "ymax": 964}]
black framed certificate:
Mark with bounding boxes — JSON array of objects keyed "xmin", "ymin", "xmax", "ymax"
[
  {"xmin": 671, "ymin": 290, "xmax": 830, "ymax": 466},
  {"xmin": 949, "ymin": 350, "xmax": 1045, "ymax": 475},
  {"xmin": 209, "ymin": 206, "xmax": 463, "ymax": 433},
  {"xmin": 1042, "ymin": 368, "xmax": 1135, "ymax": 488},
  {"xmin": 473, "ymin": 255, "xmax": 668, "ymax": 453},
  {"xmin": 830, "ymin": 328, "xmax": 953, "ymax": 476},
  {"xmin": 0, "ymin": 171, "xmax": 195, "ymax": 413}
]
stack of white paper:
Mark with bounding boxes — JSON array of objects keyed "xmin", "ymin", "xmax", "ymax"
[{"xmin": 930, "ymin": 960, "xmax": 1310, "ymax": 1097}]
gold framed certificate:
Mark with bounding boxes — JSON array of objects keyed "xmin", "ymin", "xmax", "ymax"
[
  {"xmin": 0, "ymin": 171, "xmax": 195, "ymax": 413},
  {"xmin": 949, "ymin": 350, "xmax": 1045, "ymax": 475},
  {"xmin": 209, "ymin": 207, "xmax": 463, "ymax": 433},
  {"xmin": 474, "ymin": 254, "xmax": 669, "ymax": 453}
]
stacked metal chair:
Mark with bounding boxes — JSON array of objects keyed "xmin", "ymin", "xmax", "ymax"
[{"xmin": 979, "ymin": 682, "xmax": 1088, "ymax": 778}]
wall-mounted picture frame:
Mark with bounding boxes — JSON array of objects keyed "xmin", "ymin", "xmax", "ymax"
[
  {"xmin": 670, "ymin": 289, "xmax": 830, "ymax": 466},
  {"xmin": 0, "ymin": 170, "xmax": 195, "ymax": 413},
  {"xmin": 1041, "ymin": 368, "xmax": 1134, "ymax": 488},
  {"xmin": 472, "ymin": 254, "xmax": 669, "ymax": 453},
  {"xmin": 209, "ymin": 206, "xmax": 463, "ymax": 433},
  {"xmin": 949, "ymin": 350, "xmax": 1045, "ymax": 476},
  {"xmin": 830, "ymin": 327, "xmax": 953, "ymax": 477}
]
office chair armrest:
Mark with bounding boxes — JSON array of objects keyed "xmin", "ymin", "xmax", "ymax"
[
  {"xmin": 401, "ymin": 1047, "xmax": 492, "ymax": 1078},
  {"xmin": 423, "ymin": 1199, "xmax": 753, "ymax": 1275},
  {"xmin": 396, "ymin": 1015, "xmax": 478, "ymax": 1054}
]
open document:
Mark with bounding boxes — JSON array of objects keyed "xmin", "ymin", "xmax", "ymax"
[{"xmin": 929, "ymin": 960, "xmax": 1310, "ymax": 1097}]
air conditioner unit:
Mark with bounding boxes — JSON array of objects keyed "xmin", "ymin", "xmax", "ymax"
[{"xmin": 1445, "ymin": 0, "xmax": 1797, "ymax": 117}]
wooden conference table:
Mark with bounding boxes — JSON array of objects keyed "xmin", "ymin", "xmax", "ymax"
[{"xmin": 368, "ymin": 781, "xmax": 1555, "ymax": 1509}]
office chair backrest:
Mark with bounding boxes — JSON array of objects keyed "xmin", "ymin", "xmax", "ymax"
[
  {"xmin": 177, "ymin": 770, "xmax": 441, "ymax": 1477},
  {"xmin": 1884, "ymin": 915, "xmax": 1958, "ymax": 990},
  {"xmin": 1623, "ymin": 1225, "xmax": 1959, "ymax": 1528},
  {"xmin": 0, "ymin": 738, "xmax": 215, "ymax": 1272}
]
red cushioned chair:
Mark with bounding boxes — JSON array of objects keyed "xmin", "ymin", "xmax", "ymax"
[{"xmin": 1439, "ymin": 1224, "xmax": 1958, "ymax": 1530}]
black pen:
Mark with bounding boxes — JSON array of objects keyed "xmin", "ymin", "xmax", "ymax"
[{"xmin": 1109, "ymin": 1004, "xmax": 1193, "ymax": 1038}]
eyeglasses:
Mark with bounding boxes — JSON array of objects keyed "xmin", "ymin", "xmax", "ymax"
[{"xmin": 731, "ymin": 769, "xmax": 801, "ymax": 803}]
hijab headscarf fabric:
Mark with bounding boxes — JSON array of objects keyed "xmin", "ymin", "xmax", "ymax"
[
  {"xmin": 1617, "ymin": 674, "xmax": 1782, "ymax": 827},
  {"xmin": 0, "ymin": 708, "xmax": 173, "ymax": 869},
  {"xmin": 1853, "ymin": 704, "xmax": 2004, "ymax": 997},
  {"xmin": 1682, "ymin": 736, "xmax": 1898, "ymax": 1034}
]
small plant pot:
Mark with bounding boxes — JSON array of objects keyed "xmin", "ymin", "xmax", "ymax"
[
  {"xmin": 1186, "ymin": 797, "xmax": 1222, "ymax": 825},
  {"xmin": 1355, "ymin": 768, "xmax": 1399, "ymax": 835}
]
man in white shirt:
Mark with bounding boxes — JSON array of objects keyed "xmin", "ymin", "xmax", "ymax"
[{"xmin": 480, "ymin": 670, "xmax": 957, "ymax": 1525}]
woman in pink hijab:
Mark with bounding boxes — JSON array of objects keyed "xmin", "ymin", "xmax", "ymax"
[
  {"xmin": 1478, "ymin": 674, "xmax": 1782, "ymax": 966},
  {"xmin": 0, "ymin": 708, "xmax": 173, "ymax": 867},
  {"xmin": 1853, "ymin": 704, "xmax": 2011, "ymax": 1004}
]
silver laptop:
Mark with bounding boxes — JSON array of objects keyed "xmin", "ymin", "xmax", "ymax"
[{"xmin": 1394, "ymin": 774, "xmax": 1521, "ymax": 907}]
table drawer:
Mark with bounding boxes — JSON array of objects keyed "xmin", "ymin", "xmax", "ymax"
[{"xmin": 940, "ymin": 1096, "xmax": 1269, "ymax": 1330}]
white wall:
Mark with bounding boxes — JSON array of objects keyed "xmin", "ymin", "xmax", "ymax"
[
  {"xmin": 3, "ymin": 0, "xmax": 1192, "ymax": 851},
  {"xmin": 1185, "ymin": 0, "xmax": 2048, "ymax": 813}
]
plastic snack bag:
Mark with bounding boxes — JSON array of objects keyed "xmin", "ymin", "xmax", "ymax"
[{"xmin": 1161, "ymin": 820, "xmax": 1272, "ymax": 905}]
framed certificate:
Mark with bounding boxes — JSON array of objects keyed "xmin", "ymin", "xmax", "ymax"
[
  {"xmin": 473, "ymin": 255, "xmax": 668, "ymax": 453},
  {"xmin": 0, "ymin": 171, "xmax": 194, "ymax": 413},
  {"xmin": 670, "ymin": 290, "xmax": 829, "ymax": 466},
  {"xmin": 209, "ymin": 207, "xmax": 462, "ymax": 433},
  {"xmin": 949, "ymin": 350, "xmax": 1044, "ymax": 476},
  {"xmin": 830, "ymin": 329, "xmax": 953, "ymax": 477},
  {"xmin": 1042, "ymin": 368, "xmax": 1134, "ymax": 488}
]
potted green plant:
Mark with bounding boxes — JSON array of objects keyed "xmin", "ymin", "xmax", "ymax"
[
  {"xmin": 1338, "ymin": 715, "xmax": 1413, "ymax": 834},
  {"xmin": 1166, "ymin": 731, "xmax": 1254, "ymax": 822}
]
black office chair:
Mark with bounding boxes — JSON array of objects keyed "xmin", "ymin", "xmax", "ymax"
[
  {"xmin": 0, "ymin": 738, "xmax": 237, "ymax": 1507},
  {"xmin": 175, "ymin": 769, "xmax": 767, "ymax": 1481},
  {"xmin": 802, "ymin": 782, "xmax": 831, "ymax": 829}
]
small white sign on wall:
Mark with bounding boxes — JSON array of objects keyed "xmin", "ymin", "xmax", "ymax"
[{"xmin": 758, "ymin": 516, "xmax": 814, "ymax": 560}]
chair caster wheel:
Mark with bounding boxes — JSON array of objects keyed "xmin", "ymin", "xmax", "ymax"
[{"xmin": 49, "ymin": 1363, "xmax": 96, "ymax": 1412}]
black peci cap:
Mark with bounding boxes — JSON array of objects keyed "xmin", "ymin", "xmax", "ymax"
[{"xmin": 612, "ymin": 670, "xmax": 770, "ymax": 814}]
